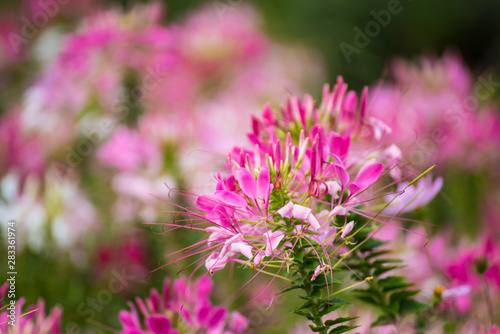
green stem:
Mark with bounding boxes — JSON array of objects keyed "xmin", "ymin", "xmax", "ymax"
[{"xmin": 300, "ymin": 268, "xmax": 327, "ymax": 334}]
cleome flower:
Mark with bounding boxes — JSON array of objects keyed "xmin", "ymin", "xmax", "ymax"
[
  {"xmin": 118, "ymin": 276, "xmax": 248, "ymax": 334},
  {"xmin": 156, "ymin": 76, "xmax": 441, "ymax": 307},
  {"xmin": 0, "ymin": 283, "xmax": 62, "ymax": 334}
]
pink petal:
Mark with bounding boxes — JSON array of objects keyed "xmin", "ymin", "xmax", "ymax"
[
  {"xmin": 236, "ymin": 168, "xmax": 257, "ymax": 199},
  {"xmin": 311, "ymin": 265, "xmax": 322, "ymax": 281},
  {"xmin": 326, "ymin": 181, "xmax": 341, "ymax": 198},
  {"xmin": 253, "ymin": 251, "xmax": 265, "ymax": 266},
  {"xmin": 292, "ymin": 204, "xmax": 312, "ymax": 221},
  {"xmin": 353, "ymin": 162, "xmax": 383, "ymax": 190},
  {"xmin": 277, "ymin": 202, "xmax": 294, "ymax": 218},
  {"xmin": 119, "ymin": 310, "xmax": 139, "ymax": 329},
  {"xmin": 196, "ymin": 195, "xmax": 218, "ymax": 212},
  {"xmin": 265, "ymin": 231, "xmax": 285, "ymax": 256},
  {"xmin": 205, "ymin": 253, "xmax": 228, "ymax": 274},
  {"xmin": 489, "ymin": 325, "xmax": 500, "ymax": 334},
  {"xmin": 334, "ymin": 162, "xmax": 350, "ymax": 187},
  {"xmin": 341, "ymin": 221, "xmax": 354, "ymax": 238},
  {"xmin": 229, "ymin": 311, "xmax": 249, "ymax": 332},
  {"xmin": 208, "ymin": 307, "xmax": 227, "ymax": 329},
  {"xmin": 330, "ymin": 134, "xmax": 350, "ymax": 163},
  {"xmin": 307, "ymin": 213, "xmax": 321, "ymax": 231},
  {"xmin": 231, "ymin": 242, "xmax": 254, "ymax": 260},
  {"xmin": 146, "ymin": 315, "xmax": 171, "ymax": 334},
  {"xmin": 257, "ymin": 167, "xmax": 270, "ymax": 204},
  {"xmin": 214, "ymin": 190, "xmax": 247, "ymax": 207},
  {"xmin": 330, "ymin": 206, "xmax": 348, "ymax": 216}
]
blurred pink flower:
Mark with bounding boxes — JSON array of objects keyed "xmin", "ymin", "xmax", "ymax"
[
  {"xmin": 368, "ymin": 51, "xmax": 500, "ymax": 169},
  {"xmin": 97, "ymin": 126, "xmax": 160, "ymax": 172},
  {"xmin": 383, "ymin": 174, "xmax": 443, "ymax": 215},
  {"xmin": 118, "ymin": 276, "xmax": 248, "ymax": 334},
  {"xmin": 0, "ymin": 112, "xmax": 45, "ymax": 178},
  {"xmin": 0, "ymin": 283, "xmax": 62, "ymax": 334}
]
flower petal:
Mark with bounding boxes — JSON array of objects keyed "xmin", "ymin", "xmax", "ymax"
[
  {"xmin": 146, "ymin": 315, "xmax": 171, "ymax": 334},
  {"xmin": 292, "ymin": 204, "xmax": 312, "ymax": 221},
  {"xmin": 214, "ymin": 190, "xmax": 247, "ymax": 207},
  {"xmin": 236, "ymin": 168, "xmax": 257, "ymax": 199},
  {"xmin": 341, "ymin": 221, "xmax": 354, "ymax": 238},
  {"xmin": 277, "ymin": 202, "xmax": 294, "ymax": 218},
  {"xmin": 257, "ymin": 167, "xmax": 270, "ymax": 204}
]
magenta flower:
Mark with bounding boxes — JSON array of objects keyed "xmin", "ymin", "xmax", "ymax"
[
  {"xmin": 118, "ymin": 276, "xmax": 248, "ymax": 334},
  {"xmin": 383, "ymin": 174, "xmax": 443, "ymax": 215},
  {"xmin": 97, "ymin": 126, "xmax": 160, "ymax": 172},
  {"xmin": 0, "ymin": 113, "xmax": 45, "ymax": 178},
  {"xmin": 0, "ymin": 284, "xmax": 62, "ymax": 334},
  {"xmin": 368, "ymin": 51, "xmax": 500, "ymax": 169},
  {"xmin": 157, "ymin": 77, "xmax": 432, "ymax": 299}
]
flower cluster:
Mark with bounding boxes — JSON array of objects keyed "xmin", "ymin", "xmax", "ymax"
[
  {"xmin": 0, "ymin": 3, "xmax": 321, "ymax": 254},
  {"xmin": 162, "ymin": 77, "xmax": 441, "ymax": 332},
  {"xmin": 368, "ymin": 51, "xmax": 500, "ymax": 170},
  {"xmin": 0, "ymin": 283, "xmax": 62, "ymax": 334},
  {"xmin": 175, "ymin": 76, "xmax": 435, "ymax": 277},
  {"xmin": 118, "ymin": 276, "xmax": 248, "ymax": 334}
]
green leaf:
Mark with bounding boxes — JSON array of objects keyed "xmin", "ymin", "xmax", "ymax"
[
  {"xmin": 321, "ymin": 298, "xmax": 351, "ymax": 306},
  {"xmin": 294, "ymin": 247, "xmax": 304, "ymax": 263},
  {"xmin": 309, "ymin": 325, "xmax": 329, "ymax": 332},
  {"xmin": 378, "ymin": 276, "xmax": 414, "ymax": 291},
  {"xmin": 371, "ymin": 314, "xmax": 394, "ymax": 327},
  {"xmin": 318, "ymin": 304, "xmax": 345, "ymax": 316},
  {"xmin": 374, "ymin": 266, "xmax": 400, "ymax": 276},
  {"xmin": 365, "ymin": 250, "xmax": 391, "ymax": 259},
  {"xmin": 355, "ymin": 295, "xmax": 379, "ymax": 306},
  {"xmin": 383, "ymin": 300, "xmax": 400, "ymax": 316},
  {"xmin": 311, "ymin": 286, "xmax": 322, "ymax": 298},
  {"xmin": 303, "ymin": 256, "xmax": 320, "ymax": 270},
  {"xmin": 329, "ymin": 325, "xmax": 360, "ymax": 333},
  {"xmin": 293, "ymin": 301, "xmax": 312, "ymax": 311},
  {"xmin": 399, "ymin": 299, "xmax": 428, "ymax": 315},
  {"xmin": 358, "ymin": 238, "xmax": 387, "ymax": 251},
  {"xmin": 278, "ymin": 284, "xmax": 303, "ymax": 295},
  {"xmin": 292, "ymin": 310, "xmax": 314, "ymax": 321},
  {"xmin": 389, "ymin": 290, "xmax": 419, "ymax": 304},
  {"xmin": 310, "ymin": 274, "xmax": 342, "ymax": 286},
  {"xmin": 318, "ymin": 298, "xmax": 351, "ymax": 316},
  {"xmin": 324, "ymin": 317, "xmax": 358, "ymax": 326}
]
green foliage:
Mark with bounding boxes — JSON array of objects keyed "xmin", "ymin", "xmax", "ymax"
[
  {"xmin": 344, "ymin": 225, "xmax": 429, "ymax": 327},
  {"xmin": 278, "ymin": 253, "xmax": 358, "ymax": 334}
]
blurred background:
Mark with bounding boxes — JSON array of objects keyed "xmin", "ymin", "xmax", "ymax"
[{"xmin": 1, "ymin": 0, "xmax": 500, "ymax": 333}]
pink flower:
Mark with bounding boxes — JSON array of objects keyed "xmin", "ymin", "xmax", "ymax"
[
  {"xmin": 0, "ymin": 113, "xmax": 45, "ymax": 178},
  {"xmin": 0, "ymin": 284, "xmax": 62, "ymax": 334},
  {"xmin": 383, "ymin": 174, "xmax": 443, "ymax": 215},
  {"xmin": 98, "ymin": 126, "xmax": 160, "ymax": 172},
  {"xmin": 277, "ymin": 202, "xmax": 321, "ymax": 230},
  {"xmin": 161, "ymin": 77, "xmax": 420, "ymax": 283},
  {"xmin": 118, "ymin": 276, "xmax": 248, "ymax": 334},
  {"xmin": 368, "ymin": 51, "xmax": 500, "ymax": 169}
]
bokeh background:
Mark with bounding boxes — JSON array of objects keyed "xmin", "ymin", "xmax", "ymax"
[{"xmin": 1, "ymin": 0, "xmax": 500, "ymax": 333}]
